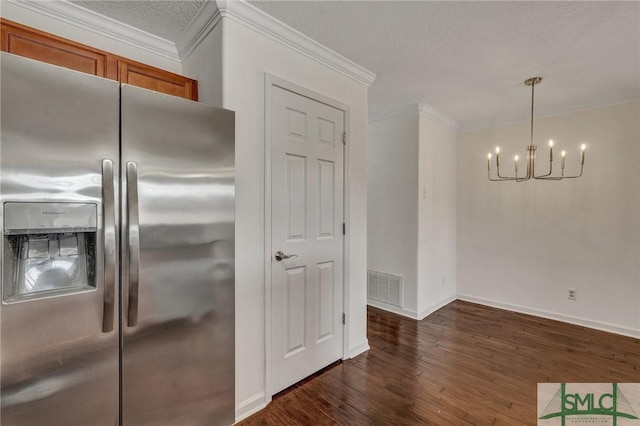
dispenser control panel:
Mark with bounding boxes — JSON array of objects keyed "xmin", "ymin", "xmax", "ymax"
[{"xmin": 4, "ymin": 202, "xmax": 97, "ymax": 234}]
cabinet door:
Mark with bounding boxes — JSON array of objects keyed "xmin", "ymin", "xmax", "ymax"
[
  {"xmin": 118, "ymin": 60, "xmax": 198, "ymax": 101},
  {"xmin": 0, "ymin": 19, "xmax": 114, "ymax": 79}
]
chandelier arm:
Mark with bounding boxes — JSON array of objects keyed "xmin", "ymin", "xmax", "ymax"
[
  {"xmin": 557, "ymin": 165, "xmax": 584, "ymax": 179},
  {"xmin": 489, "ymin": 170, "xmax": 518, "ymax": 181},
  {"xmin": 488, "ymin": 166, "xmax": 519, "ymax": 181},
  {"xmin": 496, "ymin": 170, "xmax": 512, "ymax": 179},
  {"xmin": 487, "ymin": 166, "xmax": 532, "ymax": 181},
  {"xmin": 534, "ymin": 170, "xmax": 554, "ymax": 178},
  {"xmin": 534, "ymin": 158, "xmax": 554, "ymax": 178},
  {"xmin": 487, "ymin": 156, "xmax": 521, "ymax": 181},
  {"xmin": 488, "ymin": 168, "xmax": 530, "ymax": 182},
  {"xmin": 495, "ymin": 163, "xmax": 511, "ymax": 179},
  {"xmin": 534, "ymin": 176, "xmax": 564, "ymax": 180},
  {"xmin": 534, "ymin": 159, "xmax": 584, "ymax": 179},
  {"xmin": 488, "ymin": 174, "xmax": 518, "ymax": 181},
  {"xmin": 495, "ymin": 160, "xmax": 529, "ymax": 180}
]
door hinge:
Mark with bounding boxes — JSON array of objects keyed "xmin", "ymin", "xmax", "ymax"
[
  {"xmin": 342, "ymin": 132, "xmax": 346, "ymax": 145},
  {"xmin": 342, "ymin": 313, "xmax": 346, "ymax": 325},
  {"xmin": 342, "ymin": 223, "xmax": 346, "ymax": 235}
]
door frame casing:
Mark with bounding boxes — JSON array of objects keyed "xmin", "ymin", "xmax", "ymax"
[{"xmin": 263, "ymin": 74, "xmax": 351, "ymax": 402}]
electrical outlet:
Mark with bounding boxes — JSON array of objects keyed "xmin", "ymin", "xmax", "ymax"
[{"xmin": 568, "ymin": 288, "xmax": 577, "ymax": 300}]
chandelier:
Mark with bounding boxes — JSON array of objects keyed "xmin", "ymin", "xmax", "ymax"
[{"xmin": 487, "ymin": 77, "xmax": 585, "ymax": 181}]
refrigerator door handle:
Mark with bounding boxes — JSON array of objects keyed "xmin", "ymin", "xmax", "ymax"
[
  {"xmin": 102, "ymin": 159, "xmax": 116, "ymax": 333},
  {"xmin": 126, "ymin": 161, "xmax": 140, "ymax": 327}
]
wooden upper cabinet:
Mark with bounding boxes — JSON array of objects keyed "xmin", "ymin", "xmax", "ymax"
[
  {"xmin": 119, "ymin": 59, "xmax": 197, "ymax": 101},
  {"xmin": 0, "ymin": 19, "xmax": 113, "ymax": 78},
  {"xmin": 0, "ymin": 19, "xmax": 197, "ymax": 101}
]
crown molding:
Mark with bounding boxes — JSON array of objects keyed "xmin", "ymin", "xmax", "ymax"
[
  {"xmin": 418, "ymin": 103, "xmax": 460, "ymax": 131},
  {"xmin": 369, "ymin": 103, "xmax": 460, "ymax": 131},
  {"xmin": 5, "ymin": 0, "xmax": 181, "ymax": 63},
  {"xmin": 212, "ymin": 0, "xmax": 376, "ymax": 87},
  {"xmin": 368, "ymin": 104, "xmax": 420, "ymax": 124},
  {"xmin": 176, "ymin": 1, "xmax": 222, "ymax": 60}
]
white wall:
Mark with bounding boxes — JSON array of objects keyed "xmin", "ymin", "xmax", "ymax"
[
  {"xmin": 182, "ymin": 24, "xmax": 223, "ymax": 107},
  {"xmin": 458, "ymin": 102, "xmax": 640, "ymax": 337},
  {"xmin": 211, "ymin": 17, "xmax": 370, "ymax": 420},
  {"xmin": 368, "ymin": 107, "xmax": 458, "ymax": 319},
  {"xmin": 368, "ymin": 114, "xmax": 420, "ymax": 314},
  {"xmin": 418, "ymin": 112, "xmax": 458, "ymax": 317}
]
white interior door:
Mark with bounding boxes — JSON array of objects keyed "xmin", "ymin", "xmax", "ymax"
[{"xmin": 271, "ymin": 85, "xmax": 345, "ymax": 394}]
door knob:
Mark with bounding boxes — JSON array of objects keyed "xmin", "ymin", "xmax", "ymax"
[{"xmin": 275, "ymin": 251, "xmax": 298, "ymax": 262}]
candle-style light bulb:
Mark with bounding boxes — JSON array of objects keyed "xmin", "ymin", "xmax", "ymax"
[
  {"xmin": 495, "ymin": 147, "xmax": 500, "ymax": 167},
  {"xmin": 561, "ymin": 150, "xmax": 566, "ymax": 170},
  {"xmin": 580, "ymin": 144, "xmax": 586, "ymax": 165},
  {"xmin": 487, "ymin": 153, "xmax": 492, "ymax": 170},
  {"xmin": 514, "ymin": 155, "xmax": 519, "ymax": 175},
  {"xmin": 548, "ymin": 139, "xmax": 554, "ymax": 162},
  {"xmin": 548, "ymin": 140, "xmax": 554, "ymax": 147}
]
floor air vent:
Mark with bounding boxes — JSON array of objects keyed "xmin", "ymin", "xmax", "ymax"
[{"xmin": 367, "ymin": 270, "xmax": 403, "ymax": 307}]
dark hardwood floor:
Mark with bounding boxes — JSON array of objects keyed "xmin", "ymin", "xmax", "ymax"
[{"xmin": 238, "ymin": 300, "xmax": 640, "ymax": 425}]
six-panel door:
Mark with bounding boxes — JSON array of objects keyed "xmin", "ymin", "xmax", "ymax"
[{"xmin": 271, "ymin": 85, "xmax": 345, "ymax": 394}]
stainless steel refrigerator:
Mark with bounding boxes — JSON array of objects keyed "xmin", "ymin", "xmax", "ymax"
[{"xmin": 0, "ymin": 52, "xmax": 235, "ymax": 426}]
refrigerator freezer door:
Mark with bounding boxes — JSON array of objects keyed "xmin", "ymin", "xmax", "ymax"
[
  {"xmin": 121, "ymin": 84, "xmax": 235, "ymax": 426},
  {"xmin": 0, "ymin": 53, "xmax": 120, "ymax": 425}
]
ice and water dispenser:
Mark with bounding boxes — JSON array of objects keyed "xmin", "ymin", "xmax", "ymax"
[{"xmin": 2, "ymin": 203, "xmax": 97, "ymax": 303}]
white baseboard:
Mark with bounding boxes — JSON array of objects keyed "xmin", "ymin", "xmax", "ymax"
[
  {"xmin": 348, "ymin": 340, "xmax": 370, "ymax": 359},
  {"xmin": 417, "ymin": 295, "xmax": 457, "ymax": 320},
  {"xmin": 457, "ymin": 294, "xmax": 640, "ymax": 339},
  {"xmin": 367, "ymin": 295, "xmax": 457, "ymax": 321},
  {"xmin": 235, "ymin": 392, "xmax": 267, "ymax": 424},
  {"xmin": 367, "ymin": 299, "xmax": 420, "ymax": 319}
]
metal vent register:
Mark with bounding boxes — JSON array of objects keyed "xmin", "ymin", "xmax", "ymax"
[{"xmin": 367, "ymin": 270, "xmax": 403, "ymax": 307}]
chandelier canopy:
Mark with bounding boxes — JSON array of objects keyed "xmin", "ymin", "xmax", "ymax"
[{"xmin": 487, "ymin": 77, "xmax": 585, "ymax": 182}]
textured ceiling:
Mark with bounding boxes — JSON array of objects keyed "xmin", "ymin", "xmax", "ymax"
[
  {"xmin": 250, "ymin": 1, "xmax": 640, "ymax": 130},
  {"xmin": 71, "ymin": 1, "xmax": 205, "ymax": 41},
  {"xmin": 70, "ymin": 1, "xmax": 640, "ymax": 130}
]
